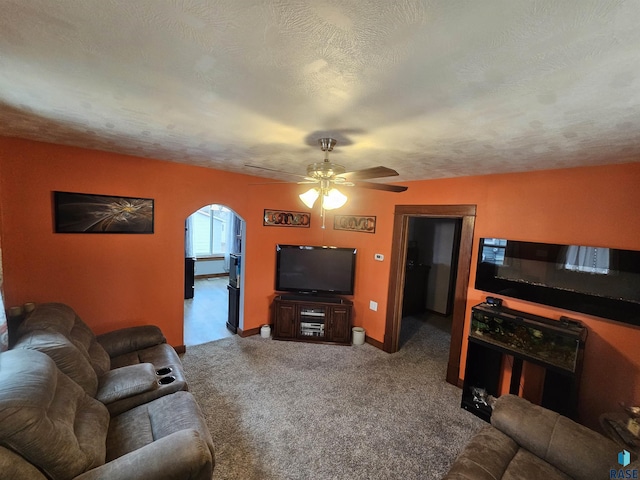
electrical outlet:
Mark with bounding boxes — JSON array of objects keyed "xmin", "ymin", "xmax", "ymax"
[
  {"xmin": 374, "ymin": 253, "xmax": 384, "ymax": 261},
  {"xmin": 369, "ymin": 300, "xmax": 378, "ymax": 311}
]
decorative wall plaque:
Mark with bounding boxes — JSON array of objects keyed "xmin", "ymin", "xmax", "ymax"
[
  {"xmin": 334, "ymin": 215, "xmax": 376, "ymax": 233},
  {"xmin": 263, "ymin": 209, "xmax": 310, "ymax": 227}
]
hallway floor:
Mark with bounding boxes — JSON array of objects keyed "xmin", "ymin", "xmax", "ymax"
[{"xmin": 184, "ymin": 276, "xmax": 234, "ymax": 346}]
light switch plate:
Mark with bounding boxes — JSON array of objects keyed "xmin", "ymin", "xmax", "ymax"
[
  {"xmin": 374, "ymin": 253, "xmax": 384, "ymax": 261},
  {"xmin": 369, "ymin": 300, "xmax": 378, "ymax": 311}
]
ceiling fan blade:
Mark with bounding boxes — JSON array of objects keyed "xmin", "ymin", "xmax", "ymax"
[
  {"xmin": 342, "ymin": 166, "xmax": 399, "ymax": 180},
  {"xmin": 352, "ymin": 180, "xmax": 408, "ymax": 192},
  {"xmin": 245, "ymin": 164, "xmax": 309, "ymax": 180}
]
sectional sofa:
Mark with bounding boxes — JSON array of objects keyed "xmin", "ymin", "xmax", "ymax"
[{"xmin": 0, "ymin": 302, "xmax": 214, "ymax": 479}]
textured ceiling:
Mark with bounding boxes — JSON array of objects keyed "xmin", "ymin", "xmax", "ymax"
[{"xmin": 1, "ymin": 0, "xmax": 640, "ymax": 182}]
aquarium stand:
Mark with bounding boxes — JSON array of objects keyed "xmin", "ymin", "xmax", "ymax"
[{"xmin": 461, "ymin": 303, "xmax": 587, "ymax": 422}]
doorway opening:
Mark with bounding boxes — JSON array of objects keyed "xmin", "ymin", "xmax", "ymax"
[
  {"xmin": 183, "ymin": 204, "xmax": 245, "ymax": 346},
  {"xmin": 399, "ymin": 217, "xmax": 462, "ymax": 347},
  {"xmin": 384, "ymin": 205, "xmax": 476, "ymax": 386}
]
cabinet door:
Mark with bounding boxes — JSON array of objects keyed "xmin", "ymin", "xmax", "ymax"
[
  {"xmin": 327, "ymin": 306, "xmax": 351, "ymax": 343},
  {"xmin": 273, "ymin": 301, "xmax": 297, "ymax": 339}
]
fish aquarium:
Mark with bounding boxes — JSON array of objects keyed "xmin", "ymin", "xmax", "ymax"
[{"xmin": 470, "ymin": 303, "xmax": 586, "ymax": 373}]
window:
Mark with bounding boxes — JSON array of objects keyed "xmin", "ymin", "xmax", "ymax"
[
  {"xmin": 190, "ymin": 205, "xmax": 231, "ymax": 257},
  {"xmin": 481, "ymin": 238, "xmax": 507, "ymax": 265},
  {"xmin": 563, "ymin": 245, "xmax": 610, "ymax": 274}
]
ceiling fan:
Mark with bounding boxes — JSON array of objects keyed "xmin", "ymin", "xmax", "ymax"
[{"xmin": 246, "ymin": 138, "xmax": 408, "ymax": 222}]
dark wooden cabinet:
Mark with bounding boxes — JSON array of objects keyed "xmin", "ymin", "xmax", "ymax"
[
  {"xmin": 462, "ymin": 303, "xmax": 586, "ymax": 422},
  {"xmin": 272, "ymin": 296, "xmax": 353, "ymax": 345}
]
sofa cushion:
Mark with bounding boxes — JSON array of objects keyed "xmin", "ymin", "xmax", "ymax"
[
  {"xmin": 502, "ymin": 449, "xmax": 571, "ymax": 480},
  {"xmin": 14, "ymin": 329, "xmax": 100, "ymax": 396},
  {"xmin": 107, "ymin": 391, "xmax": 214, "ymax": 464},
  {"xmin": 0, "ymin": 349, "xmax": 109, "ymax": 480},
  {"xmin": 109, "ymin": 342, "xmax": 180, "ymax": 369},
  {"xmin": 16, "ymin": 302, "xmax": 111, "ymax": 378},
  {"xmin": 69, "ymin": 313, "xmax": 111, "ymax": 376},
  {"xmin": 73, "ymin": 429, "xmax": 214, "ymax": 480},
  {"xmin": 0, "ymin": 446, "xmax": 48, "ymax": 480}
]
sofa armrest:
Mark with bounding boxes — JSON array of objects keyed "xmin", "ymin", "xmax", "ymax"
[
  {"xmin": 96, "ymin": 326, "xmax": 166, "ymax": 358},
  {"xmin": 491, "ymin": 395, "xmax": 619, "ymax": 480},
  {"xmin": 74, "ymin": 429, "xmax": 213, "ymax": 480},
  {"xmin": 95, "ymin": 363, "xmax": 158, "ymax": 405}
]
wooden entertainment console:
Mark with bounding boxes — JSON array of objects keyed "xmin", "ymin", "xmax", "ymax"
[{"xmin": 272, "ymin": 295, "xmax": 352, "ymax": 345}]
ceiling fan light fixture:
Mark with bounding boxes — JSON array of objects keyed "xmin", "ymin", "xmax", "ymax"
[
  {"xmin": 299, "ymin": 188, "xmax": 320, "ymax": 208},
  {"xmin": 322, "ymin": 188, "xmax": 347, "ymax": 210}
]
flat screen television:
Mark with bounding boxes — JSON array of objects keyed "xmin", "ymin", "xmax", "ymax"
[
  {"xmin": 275, "ymin": 244, "xmax": 356, "ymax": 295},
  {"xmin": 475, "ymin": 238, "xmax": 640, "ymax": 326}
]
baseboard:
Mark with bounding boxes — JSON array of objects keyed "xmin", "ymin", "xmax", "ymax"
[
  {"xmin": 194, "ymin": 273, "xmax": 229, "ymax": 279},
  {"xmin": 238, "ymin": 326, "xmax": 261, "ymax": 337},
  {"xmin": 174, "ymin": 344, "xmax": 186, "ymax": 354},
  {"xmin": 365, "ymin": 335, "xmax": 384, "ymax": 350}
]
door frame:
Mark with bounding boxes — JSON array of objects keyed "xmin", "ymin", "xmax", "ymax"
[{"xmin": 383, "ymin": 204, "xmax": 476, "ymax": 386}]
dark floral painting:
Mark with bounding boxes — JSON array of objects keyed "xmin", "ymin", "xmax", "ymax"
[{"xmin": 54, "ymin": 192, "xmax": 154, "ymax": 233}]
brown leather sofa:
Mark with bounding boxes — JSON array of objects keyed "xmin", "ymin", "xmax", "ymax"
[
  {"xmin": 13, "ymin": 302, "xmax": 186, "ymax": 415},
  {"xmin": 0, "ymin": 348, "xmax": 214, "ymax": 480},
  {"xmin": 445, "ymin": 394, "xmax": 639, "ymax": 480}
]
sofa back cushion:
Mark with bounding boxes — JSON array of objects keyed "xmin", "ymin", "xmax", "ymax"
[
  {"xmin": 16, "ymin": 303, "xmax": 111, "ymax": 389},
  {"xmin": 14, "ymin": 329, "xmax": 100, "ymax": 396},
  {"xmin": 0, "ymin": 349, "xmax": 109, "ymax": 480}
]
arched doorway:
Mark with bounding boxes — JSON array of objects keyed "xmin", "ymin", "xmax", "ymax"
[
  {"xmin": 384, "ymin": 204, "xmax": 476, "ymax": 386},
  {"xmin": 183, "ymin": 204, "xmax": 245, "ymax": 346}
]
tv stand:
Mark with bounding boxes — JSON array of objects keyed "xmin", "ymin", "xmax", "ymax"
[{"xmin": 272, "ymin": 295, "xmax": 352, "ymax": 345}]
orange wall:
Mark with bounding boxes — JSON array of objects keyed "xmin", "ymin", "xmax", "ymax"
[
  {"xmin": 397, "ymin": 165, "xmax": 640, "ymax": 430},
  {"xmin": 1, "ymin": 136, "xmax": 639, "ymax": 430}
]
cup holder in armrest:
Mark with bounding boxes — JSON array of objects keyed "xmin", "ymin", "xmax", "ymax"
[
  {"xmin": 156, "ymin": 367, "xmax": 173, "ymax": 376},
  {"xmin": 158, "ymin": 376, "xmax": 176, "ymax": 386}
]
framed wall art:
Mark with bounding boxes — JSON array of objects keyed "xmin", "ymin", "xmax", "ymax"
[
  {"xmin": 334, "ymin": 215, "xmax": 376, "ymax": 233},
  {"xmin": 263, "ymin": 209, "xmax": 310, "ymax": 227},
  {"xmin": 54, "ymin": 191, "xmax": 154, "ymax": 233}
]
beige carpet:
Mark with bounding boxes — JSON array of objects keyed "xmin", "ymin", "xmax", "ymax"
[{"xmin": 180, "ymin": 314, "xmax": 484, "ymax": 480}]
